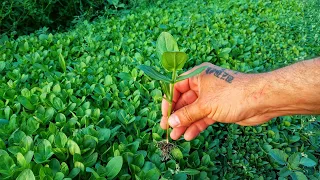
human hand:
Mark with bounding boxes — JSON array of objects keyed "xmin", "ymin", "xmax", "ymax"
[{"xmin": 160, "ymin": 62, "xmax": 272, "ymax": 141}]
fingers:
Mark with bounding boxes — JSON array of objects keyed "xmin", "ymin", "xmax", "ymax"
[
  {"xmin": 184, "ymin": 119, "xmax": 211, "ymax": 141},
  {"xmin": 174, "ymin": 90, "xmax": 198, "ymax": 111},
  {"xmin": 168, "ymin": 101, "xmax": 208, "ymax": 128},
  {"xmin": 161, "ymin": 79, "xmax": 189, "ymax": 118},
  {"xmin": 170, "ymin": 126, "xmax": 187, "ymax": 140},
  {"xmin": 161, "ymin": 90, "xmax": 198, "ymax": 130},
  {"xmin": 170, "ymin": 117, "xmax": 214, "ymax": 141}
]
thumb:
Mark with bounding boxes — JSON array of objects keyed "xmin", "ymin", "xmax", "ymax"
[{"xmin": 168, "ymin": 102, "xmax": 208, "ymax": 127}]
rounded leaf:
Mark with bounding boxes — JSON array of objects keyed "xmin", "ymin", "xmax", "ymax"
[
  {"xmin": 161, "ymin": 52, "xmax": 188, "ymax": 71},
  {"xmin": 17, "ymin": 169, "xmax": 35, "ymax": 180},
  {"xmin": 106, "ymin": 156, "xmax": 123, "ymax": 179},
  {"xmin": 156, "ymin": 32, "xmax": 179, "ymax": 60}
]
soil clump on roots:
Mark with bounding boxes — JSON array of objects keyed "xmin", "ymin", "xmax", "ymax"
[{"xmin": 157, "ymin": 140, "xmax": 175, "ymax": 161}]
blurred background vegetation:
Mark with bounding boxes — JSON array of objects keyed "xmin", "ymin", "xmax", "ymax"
[{"xmin": 0, "ymin": 0, "xmax": 154, "ymax": 37}]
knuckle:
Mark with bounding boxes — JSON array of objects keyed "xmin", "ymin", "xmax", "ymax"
[{"xmin": 181, "ymin": 106, "xmax": 194, "ymax": 123}]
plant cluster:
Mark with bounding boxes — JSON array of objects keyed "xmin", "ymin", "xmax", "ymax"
[
  {"xmin": 0, "ymin": 0, "xmax": 319, "ymax": 179},
  {"xmin": 0, "ymin": 0, "xmax": 154, "ymax": 37}
]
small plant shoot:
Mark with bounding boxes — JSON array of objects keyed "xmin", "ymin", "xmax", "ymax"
[{"xmin": 138, "ymin": 32, "xmax": 207, "ymax": 159}]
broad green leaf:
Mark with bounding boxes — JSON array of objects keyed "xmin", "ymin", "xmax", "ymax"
[
  {"xmin": 86, "ymin": 167, "xmax": 101, "ymax": 179},
  {"xmin": 17, "ymin": 169, "xmax": 35, "ymax": 180},
  {"xmin": 288, "ymin": 152, "xmax": 301, "ymax": 169},
  {"xmin": 269, "ymin": 149, "xmax": 288, "ymax": 165},
  {"xmin": 44, "ymin": 107, "xmax": 55, "ymax": 123},
  {"xmin": 300, "ymin": 157, "xmax": 316, "ymax": 167},
  {"xmin": 67, "ymin": 140, "xmax": 81, "ymax": 155},
  {"xmin": 68, "ymin": 168, "xmax": 80, "ymax": 178},
  {"xmin": 144, "ymin": 168, "xmax": 160, "ymax": 180},
  {"xmin": 279, "ymin": 166, "xmax": 292, "ymax": 177},
  {"xmin": 138, "ymin": 65, "xmax": 171, "ymax": 83},
  {"xmin": 118, "ymin": 72, "xmax": 132, "ymax": 81},
  {"xmin": 133, "ymin": 154, "xmax": 145, "ymax": 168},
  {"xmin": 59, "ymin": 53, "xmax": 66, "ymax": 73},
  {"xmin": 156, "ymin": 32, "xmax": 179, "ymax": 60},
  {"xmin": 290, "ymin": 135, "xmax": 300, "ymax": 143},
  {"xmin": 53, "ymin": 97, "xmax": 65, "ymax": 111},
  {"xmin": 104, "ymin": 75, "xmax": 113, "ymax": 86},
  {"xmin": 84, "ymin": 152, "xmax": 98, "ymax": 167},
  {"xmin": 0, "ymin": 153, "xmax": 16, "ymax": 175},
  {"xmin": 0, "ymin": 61, "xmax": 5, "ymax": 71},
  {"xmin": 20, "ymin": 136, "xmax": 34, "ymax": 152},
  {"xmin": 105, "ymin": 156, "xmax": 123, "ymax": 179},
  {"xmin": 290, "ymin": 171, "xmax": 308, "ymax": 180},
  {"xmin": 24, "ymin": 151, "xmax": 34, "ymax": 163},
  {"xmin": 218, "ymin": 47, "xmax": 232, "ymax": 59},
  {"xmin": 162, "ymin": 52, "xmax": 188, "ymax": 72},
  {"xmin": 54, "ymin": 172, "xmax": 65, "ymax": 180},
  {"xmin": 61, "ymin": 162, "xmax": 69, "ymax": 175},
  {"xmin": 171, "ymin": 148, "xmax": 183, "ymax": 161},
  {"xmin": 34, "ymin": 139, "xmax": 54, "ymax": 164},
  {"xmin": 180, "ymin": 168, "xmax": 200, "ymax": 175},
  {"xmin": 53, "ymin": 84, "xmax": 61, "ymax": 93},
  {"xmin": 49, "ymin": 158, "xmax": 60, "ymax": 173},
  {"xmin": 176, "ymin": 66, "xmax": 208, "ymax": 82},
  {"xmin": 98, "ymin": 128, "xmax": 111, "ymax": 146},
  {"xmin": 55, "ymin": 132, "xmax": 68, "ymax": 148},
  {"xmin": 173, "ymin": 173, "xmax": 187, "ymax": 180},
  {"xmin": 17, "ymin": 152, "xmax": 27, "ymax": 167},
  {"xmin": 18, "ymin": 96, "xmax": 35, "ymax": 110}
]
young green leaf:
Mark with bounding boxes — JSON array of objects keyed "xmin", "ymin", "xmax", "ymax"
[
  {"xmin": 67, "ymin": 140, "xmax": 81, "ymax": 155},
  {"xmin": 59, "ymin": 53, "xmax": 66, "ymax": 73},
  {"xmin": 176, "ymin": 66, "xmax": 208, "ymax": 82},
  {"xmin": 161, "ymin": 52, "xmax": 188, "ymax": 72},
  {"xmin": 34, "ymin": 139, "xmax": 54, "ymax": 164},
  {"xmin": 290, "ymin": 171, "xmax": 308, "ymax": 180},
  {"xmin": 160, "ymin": 81, "xmax": 170, "ymax": 99},
  {"xmin": 299, "ymin": 157, "xmax": 317, "ymax": 167},
  {"xmin": 105, "ymin": 156, "xmax": 123, "ymax": 179},
  {"xmin": 16, "ymin": 169, "xmax": 35, "ymax": 180},
  {"xmin": 16, "ymin": 152, "xmax": 27, "ymax": 167},
  {"xmin": 138, "ymin": 65, "xmax": 171, "ymax": 83},
  {"xmin": 180, "ymin": 168, "xmax": 200, "ymax": 175},
  {"xmin": 156, "ymin": 32, "xmax": 179, "ymax": 60},
  {"xmin": 269, "ymin": 149, "xmax": 288, "ymax": 165},
  {"xmin": 288, "ymin": 152, "xmax": 301, "ymax": 169},
  {"xmin": 17, "ymin": 96, "xmax": 35, "ymax": 110}
]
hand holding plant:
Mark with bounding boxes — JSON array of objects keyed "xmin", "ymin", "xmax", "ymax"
[{"xmin": 138, "ymin": 32, "xmax": 207, "ymax": 159}]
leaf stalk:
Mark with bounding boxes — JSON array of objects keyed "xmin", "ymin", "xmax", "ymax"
[{"xmin": 166, "ymin": 70, "xmax": 177, "ymax": 143}]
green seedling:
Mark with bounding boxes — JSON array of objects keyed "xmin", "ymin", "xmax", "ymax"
[{"xmin": 138, "ymin": 32, "xmax": 207, "ymax": 159}]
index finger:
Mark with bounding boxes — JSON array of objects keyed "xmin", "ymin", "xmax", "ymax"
[{"xmin": 161, "ymin": 79, "xmax": 191, "ymax": 117}]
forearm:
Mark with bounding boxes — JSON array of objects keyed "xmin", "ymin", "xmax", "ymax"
[{"xmin": 253, "ymin": 57, "xmax": 320, "ymax": 118}]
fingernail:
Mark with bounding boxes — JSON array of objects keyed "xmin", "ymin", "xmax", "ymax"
[{"xmin": 168, "ymin": 114, "xmax": 180, "ymax": 127}]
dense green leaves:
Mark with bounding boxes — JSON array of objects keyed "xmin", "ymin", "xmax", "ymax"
[{"xmin": 0, "ymin": 0, "xmax": 319, "ymax": 179}]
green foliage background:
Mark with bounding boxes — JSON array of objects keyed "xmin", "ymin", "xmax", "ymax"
[
  {"xmin": 0, "ymin": 0, "xmax": 319, "ymax": 179},
  {"xmin": 0, "ymin": 0, "xmax": 154, "ymax": 36}
]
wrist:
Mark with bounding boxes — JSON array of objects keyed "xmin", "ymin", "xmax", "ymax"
[{"xmin": 252, "ymin": 68, "xmax": 320, "ymax": 118}]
